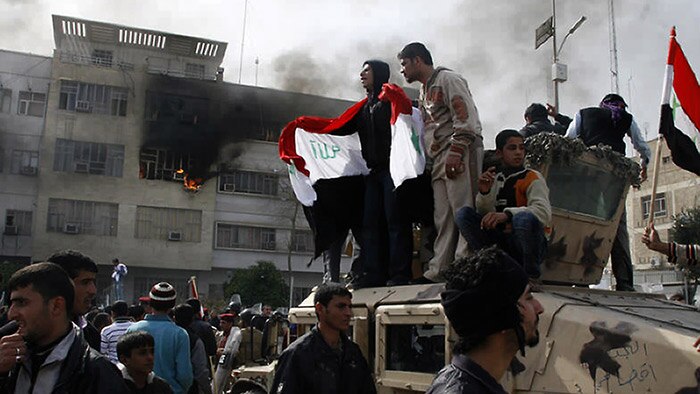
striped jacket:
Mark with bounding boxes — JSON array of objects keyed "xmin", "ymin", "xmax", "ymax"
[{"xmin": 100, "ymin": 318, "xmax": 133, "ymax": 364}]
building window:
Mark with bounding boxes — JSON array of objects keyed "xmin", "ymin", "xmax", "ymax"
[
  {"xmin": 47, "ymin": 198, "xmax": 118, "ymax": 236},
  {"xmin": 218, "ymin": 171, "xmax": 278, "ymax": 195},
  {"xmin": 10, "ymin": 150, "xmax": 39, "ymax": 176},
  {"xmin": 641, "ymin": 193, "xmax": 667, "ymax": 219},
  {"xmin": 0, "ymin": 88, "xmax": 11, "ymax": 113},
  {"xmin": 17, "ymin": 91, "xmax": 46, "ymax": 117},
  {"xmin": 139, "ymin": 149, "xmax": 194, "ymax": 180},
  {"xmin": 215, "ymin": 223, "xmax": 276, "ymax": 250},
  {"xmin": 135, "ymin": 206, "xmax": 202, "ymax": 242},
  {"xmin": 53, "ymin": 139, "xmax": 124, "ymax": 177},
  {"xmin": 291, "ymin": 230, "xmax": 314, "ymax": 253},
  {"xmin": 5, "ymin": 210, "xmax": 32, "ymax": 236},
  {"xmin": 145, "ymin": 92, "xmax": 208, "ymax": 124},
  {"xmin": 92, "ymin": 49, "xmax": 113, "ymax": 67},
  {"xmin": 59, "ymin": 81, "xmax": 128, "ymax": 116},
  {"xmin": 185, "ymin": 63, "xmax": 205, "ymax": 79}
]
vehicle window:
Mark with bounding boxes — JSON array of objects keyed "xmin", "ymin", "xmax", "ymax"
[
  {"xmin": 546, "ymin": 162, "xmax": 626, "ymax": 220},
  {"xmin": 386, "ymin": 324, "xmax": 445, "ymax": 374}
]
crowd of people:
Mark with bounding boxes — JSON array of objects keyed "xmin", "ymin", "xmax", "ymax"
[{"xmin": 0, "ymin": 249, "xmax": 280, "ymax": 394}]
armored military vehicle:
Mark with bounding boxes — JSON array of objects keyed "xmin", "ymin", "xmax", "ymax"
[{"xmin": 287, "ymin": 133, "xmax": 700, "ymax": 393}]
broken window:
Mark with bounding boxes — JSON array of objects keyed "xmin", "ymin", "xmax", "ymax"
[
  {"xmin": 92, "ymin": 49, "xmax": 113, "ymax": 67},
  {"xmin": 5, "ymin": 210, "xmax": 32, "ymax": 236},
  {"xmin": 0, "ymin": 88, "xmax": 11, "ymax": 113},
  {"xmin": 139, "ymin": 148, "xmax": 194, "ymax": 180},
  {"xmin": 59, "ymin": 81, "xmax": 128, "ymax": 116},
  {"xmin": 10, "ymin": 150, "xmax": 39, "ymax": 176},
  {"xmin": 385, "ymin": 324, "xmax": 445, "ymax": 374},
  {"xmin": 47, "ymin": 198, "xmax": 118, "ymax": 236},
  {"xmin": 185, "ymin": 63, "xmax": 205, "ymax": 79},
  {"xmin": 145, "ymin": 91, "xmax": 208, "ymax": 124},
  {"xmin": 53, "ymin": 139, "xmax": 124, "ymax": 177},
  {"xmin": 18, "ymin": 91, "xmax": 46, "ymax": 117},
  {"xmin": 215, "ymin": 223, "xmax": 276, "ymax": 250},
  {"xmin": 218, "ymin": 171, "xmax": 278, "ymax": 195},
  {"xmin": 135, "ymin": 206, "xmax": 202, "ymax": 242}
]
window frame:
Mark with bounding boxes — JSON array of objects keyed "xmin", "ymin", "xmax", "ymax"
[
  {"xmin": 214, "ymin": 223, "xmax": 277, "ymax": 251},
  {"xmin": 641, "ymin": 193, "xmax": 667, "ymax": 219},
  {"xmin": 17, "ymin": 91, "xmax": 46, "ymax": 117},
  {"xmin": 46, "ymin": 198, "xmax": 119, "ymax": 236},
  {"xmin": 10, "ymin": 150, "xmax": 39, "ymax": 175}
]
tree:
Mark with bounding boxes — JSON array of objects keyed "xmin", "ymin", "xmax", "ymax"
[
  {"xmin": 670, "ymin": 207, "xmax": 700, "ymax": 245},
  {"xmin": 224, "ymin": 261, "xmax": 289, "ymax": 308}
]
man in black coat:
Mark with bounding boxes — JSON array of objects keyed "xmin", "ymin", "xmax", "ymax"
[
  {"xmin": 427, "ymin": 247, "xmax": 544, "ymax": 394},
  {"xmin": 0, "ymin": 262, "xmax": 128, "ymax": 393},
  {"xmin": 272, "ymin": 283, "xmax": 375, "ymax": 394}
]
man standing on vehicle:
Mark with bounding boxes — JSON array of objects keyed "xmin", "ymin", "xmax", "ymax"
[
  {"xmin": 564, "ymin": 93, "xmax": 651, "ymax": 291},
  {"xmin": 398, "ymin": 42, "xmax": 484, "ymax": 283},
  {"xmin": 272, "ymin": 283, "xmax": 375, "ymax": 394},
  {"xmin": 427, "ymin": 246, "xmax": 544, "ymax": 393}
]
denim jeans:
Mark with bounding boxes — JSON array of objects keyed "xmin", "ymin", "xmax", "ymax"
[{"xmin": 456, "ymin": 207, "xmax": 546, "ymax": 278}]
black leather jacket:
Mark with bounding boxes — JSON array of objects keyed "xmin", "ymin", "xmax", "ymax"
[
  {"xmin": 1, "ymin": 327, "xmax": 129, "ymax": 394},
  {"xmin": 271, "ymin": 326, "xmax": 376, "ymax": 394},
  {"xmin": 427, "ymin": 355, "xmax": 507, "ymax": 394}
]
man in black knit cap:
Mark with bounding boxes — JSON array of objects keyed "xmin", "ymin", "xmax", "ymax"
[{"xmin": 427, "ymin": 246, "xmax": 544, "ymax": 393}]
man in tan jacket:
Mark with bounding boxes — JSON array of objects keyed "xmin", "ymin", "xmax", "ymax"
[{"xmin": 398, "ymin": 42, "xmax": 484, "ymax": 283}]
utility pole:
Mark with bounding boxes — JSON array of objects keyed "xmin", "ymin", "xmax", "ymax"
[
  {"xmin": 608, "ymin": 0, "xmax": 620, "ymax": 93},
  {"xmin": 238, "ymin": 0, "xmax": 248, "ymax": 84},
  {"xmin": 551, "ymin": 0, "xmax": 559, "ymax": 110}
]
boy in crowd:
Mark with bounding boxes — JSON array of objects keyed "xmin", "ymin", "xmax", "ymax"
[
  {"xmin": 118, "ymin": 331, "xmax": 173, "ymax": 394},
  {"xmin": 456, "ymin": 129, "xmax": 551, "ymax": 278}
]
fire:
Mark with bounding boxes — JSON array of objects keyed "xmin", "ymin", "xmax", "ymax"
[{"xmin": 176, "ymin": 168, "xmax": 202, "ymax": 192}]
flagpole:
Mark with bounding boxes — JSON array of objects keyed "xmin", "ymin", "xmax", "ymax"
[{"xmin": 648, "ymin": 26, "xmax": 677, "ymax": 227}]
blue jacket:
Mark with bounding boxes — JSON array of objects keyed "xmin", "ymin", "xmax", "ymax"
[{"xmin": 127, "ymin": 314, "xmax": 193, "ymax": 394}]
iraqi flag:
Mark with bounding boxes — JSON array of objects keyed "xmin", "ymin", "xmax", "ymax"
[
  {"xmin": 660, "ymin": 27, "xmax": 700, "ymax": 176},
  {"xmin": 279, "ymin": 83, "xmax": 425, "ymax": 206}
]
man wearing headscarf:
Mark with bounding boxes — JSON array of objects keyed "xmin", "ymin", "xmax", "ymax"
[
  {"xmin": 427, "ymin": 246, "xmax": 544, "ymax": 393},
  {"xmin": 564, "ymin": 93, "xmax": 651, "ymax": 291}
]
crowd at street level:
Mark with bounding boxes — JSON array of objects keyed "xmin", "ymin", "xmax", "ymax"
[{"xmin": 0, "ymin": 249, "xmax": 278, "ymax": 394}]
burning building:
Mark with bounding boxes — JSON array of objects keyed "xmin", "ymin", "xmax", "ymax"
[{"xmin": 24, "ymin": 15, "xmax": 352, "ymax": 303}]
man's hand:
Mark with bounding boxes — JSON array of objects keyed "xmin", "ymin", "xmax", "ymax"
[
  {"xmin": 694, "ymin": 336, "xmax": 700, "ymax": 352},
  {"xmin": 640, "ymin": 166, "xmax": 648, "ymax": 182},
  {"xmin": 446, "ymin": 145, "xmax": 465, "ymax": 180},
  {"xmin": 546, "ymin": 103, "xmax": 558, "ymax": 117},
  {"xmin": 481, "ymin": 212, "xmax": 509, "ymax": 230},
  {"xmin": 0, "ymin": 333, "xmax": 26, "ymax": 374},
  {"xmin": 478, "ymin": 166, "xmax": 497, "ymax": 194}
]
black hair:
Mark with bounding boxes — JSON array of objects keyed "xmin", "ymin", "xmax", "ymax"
[
  {"xmin": 117, "ymin": 331, "xmax": 155, "ymax": 360},
  {"xmin": 46, "ymin": 250, "xmax": 98, "ymax": 279},
  {"xmin": 443, "ymin": 246, "xmax": 525, "ymax": 354},
  {"xmin": 8, "ymin": 262, "xmax": 75, "ymax": 317},
  {"xmin": 314, "ymin": 283, "xmax": 352, "ymax": 308},
  {"xmin": 495, "ymin": 129, "xmax": 524, "ymax": 151},
  {"xmin": 112, "ymin": 300, "xmax": 129, "ymax": 317},
  {"xmin": 185, "ymin": 298, "xmax": 201, "ymax": 311},
  {"xmin": 397, "ymin": 42, "xmax": 434, "ymax": 66},
  {"xmin": 172, "ymin": 303, "xmax": 195, "ymax": 329},
  {"xmin": 128, "ymin": 304, "xmax": 145, "ymax": 320},
  {"xmin": 524, "ymin": 103, "xmax": 548, "ymax": 120},
  {"xmin": 92, "ymin": 312, "xmax": 112, "ymax": 331}
]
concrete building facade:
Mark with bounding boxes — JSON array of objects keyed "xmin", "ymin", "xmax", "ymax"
[
  {"xmin": 24, "ymin": 15, "xmax": 352, "ymax": 305},
  {"xmin": 0, "ymin": 50, "xmax": 52, "ymax": 266}
]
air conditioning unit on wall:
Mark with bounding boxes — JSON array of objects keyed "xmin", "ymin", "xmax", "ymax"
[
  {"xmin": 168, "ymin": 231, "xmax": 182, "ymax": 241},
  {"xmin": 63, "ymin": 223, "xmax": 80, "ymax": 234},
  {"xmin": 222, "ymin": 183, "xmax": 235, "ymax": 192},
  {"xmin": 20, "ymin": 166, "xmax": 37, "ymax": 175}
]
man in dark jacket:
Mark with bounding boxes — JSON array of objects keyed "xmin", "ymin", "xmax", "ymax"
[
  {"xmin": 0, "ymin": 262, "xmax": 128, "ymax": 393},
  {"xmin": 185, "ymin": 298, "xmax": 217, "ymax": 358},
  {"xmin": 519, "ymin": 103, "xmax": 571, "ymax": 138},
  {"xmin": 427, "ymin": 247, "xmax": 544, "ymax": 394},
  {"xmin": 564, "ymin": 93, "xmax": 651, "ymax": 291},
  {"xmin": 272, "ymin": 283, "xmax": 375, "ymax": 394},
  {"xmin": 47, "ymin": 249, "xmax": 101, "ymax": 350}
]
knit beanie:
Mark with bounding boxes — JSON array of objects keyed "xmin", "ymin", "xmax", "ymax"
[{"xmin": 149, "ymin": 282, "xmax": 176, "ymax": 310}]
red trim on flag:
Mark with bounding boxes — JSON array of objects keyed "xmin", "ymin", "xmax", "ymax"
[{"xmin": 667, "ymin": 27, "xmax": 700, "ymax": 130}]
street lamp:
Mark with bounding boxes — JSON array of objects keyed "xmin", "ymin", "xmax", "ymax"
[{"xmin": 536, "ymin": 1, "xmax": 587, "ymax": 111}]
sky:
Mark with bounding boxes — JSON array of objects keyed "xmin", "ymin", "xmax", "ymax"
[{"xmin": 2, "ymin": 0, "xmax": 699, "ymax": 149}]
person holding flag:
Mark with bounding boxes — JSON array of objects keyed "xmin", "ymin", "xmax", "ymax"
[{"xmin": 279, "ymin": 60, "xmax": 423, "ymax": 288}]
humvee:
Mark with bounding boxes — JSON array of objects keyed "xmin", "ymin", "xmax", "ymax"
[{"xmin": 285, "ymin": 134, "xmax": 700, "ymax": 393}]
